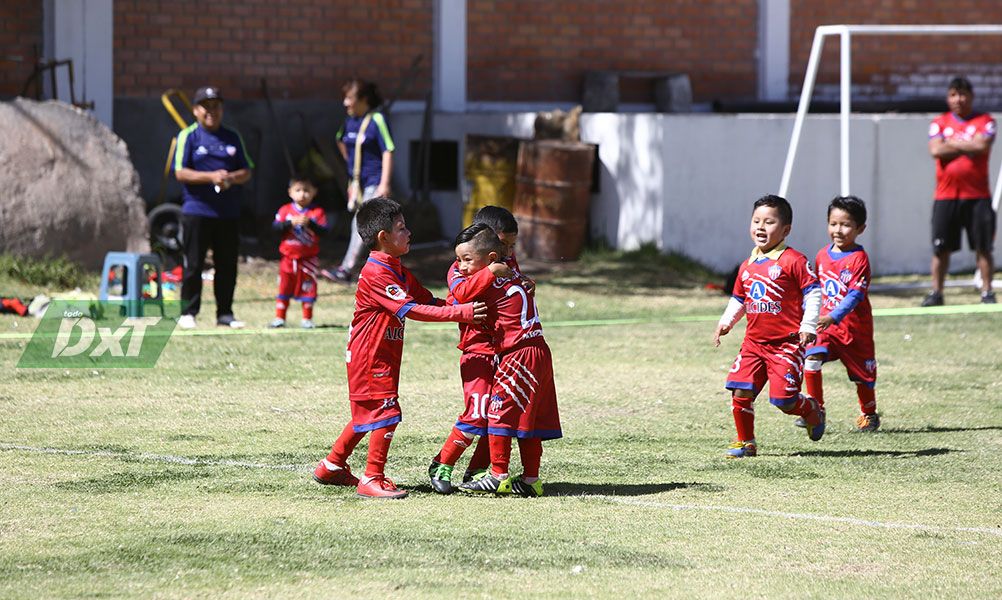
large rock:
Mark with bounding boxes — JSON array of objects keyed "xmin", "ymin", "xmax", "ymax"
[{"xmin": 0, "ymin": 98, "xmax": 149, "ymax": 268}]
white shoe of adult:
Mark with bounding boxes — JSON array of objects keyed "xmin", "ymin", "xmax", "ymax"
[
  {"xmin": 217, "ymin": 315, "xmax": 245, "ymax": 329},
  {"xmin": 177, "ymin": 314, "xmax": 197, "ymax": 330},
  {"xmin": 300, "ymin": 319, "xmax": 315, "ymax": 329},
  {"xmin": 269, "ymin": 318, "xmax": 286, "ymax": 328}
]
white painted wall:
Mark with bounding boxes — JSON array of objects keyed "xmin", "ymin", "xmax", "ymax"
[
  {"xmin": 43, "ymin": 0, "xmax": 113, "ymax": 127},
  {"xmin": 386, "ymin": 111, "xmax": 1000, "ymax": 275}
]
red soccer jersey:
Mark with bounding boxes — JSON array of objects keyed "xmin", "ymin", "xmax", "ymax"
[
  {"xmin": 929, "ymin": 111, "xmax": 996, "ymax": 199},
  {"xmin": 274, "ymin": 202, "xmax": 328, "ymax": 259},
  {"xmin": 731, "ymin": 245, "xmax": 820, "ymax": 344},
  {"xmin": 346, "ymin": 251, "xmax": 437, "ymax": 401},
  {"xmin": 815, "ymin": 244, "xmax": 873, "ymax": 349},
  {"xmin": 447, "ymin": 254, "xmax": 524, "ymax": 354}
]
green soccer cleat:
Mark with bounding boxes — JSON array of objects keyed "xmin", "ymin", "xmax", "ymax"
[
  {"xmin": 510, "ymin": 475, "xmax": 544, "ymax": 498},
  {"xmin": 458, "ymin": 472, "xmax": 512, "ymax": 495},
  {"xmin": 462, "ymin": 468, "xmax": 488, "ymax": 483},
  {"xmin": 428, "ymin": 460, "xmax": 455, "ymax": 495}
]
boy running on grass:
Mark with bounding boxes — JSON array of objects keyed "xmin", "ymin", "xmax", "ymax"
[
  {"xmin": 312, "ymin": 197, "xmax": 486, "ymax": 498},
  {"xmin": 713, "ymin": 194, "xmax": 825, "ymax": 458},
  {"xmin": 450, "ymin": 223, "xmax": 561, "ymax": 497},
  {"xmin": 799, "ymin": 195, "xmax": 880, "ymax": 432},
  {"xmin": 428, "ymin": 206, "xmax": 533, "ymax": 494}
]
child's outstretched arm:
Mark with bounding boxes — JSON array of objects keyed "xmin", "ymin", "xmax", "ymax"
[
  {"xmin": 713, "ymin": 297, "xmax": 745, "ymax": 347},
  {"xmin": 405, "ymin": 301, "xmax": 487, "ymax": 324},
  {"xmin": 799, "ymin": 286, "xmax": 822, "ymax": 346},
  {"xmin": 449, "ymin": 266, "xmax": 496, "ymax": 303}
]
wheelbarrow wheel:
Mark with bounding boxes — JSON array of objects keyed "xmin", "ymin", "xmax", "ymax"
[{"xmin": 148, "ymin": 203, "xmax": 184, "ymax": 263}]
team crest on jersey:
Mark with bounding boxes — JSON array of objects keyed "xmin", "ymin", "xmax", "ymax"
[
  {"xmin": 928, "ymin": 123, "xmax": 940, "ymax": 137},
  {"xmin": 943, "ymin": 126, "xmax": 954, "ymax": 137},
  {"xmin": 865, "ymin": 359, "xmax": 876, "ymax": 373},
  {"xmin": 839, "ymin": 268, "xmax": 852, "ymax": 284},
  {"xmin": 768, "ymin": 264, "xmax": 782, "ymax": 280},
  {"xmin": 385, "ymin": 284, "xmax": 407, "ymax": 301},
  {"xmin": 225, "ymin": 145, "xmax": 237, "ymax": 156},
  {"xmin": 784, "ymin": 373, "xmax": 797, "ymax": 387}
]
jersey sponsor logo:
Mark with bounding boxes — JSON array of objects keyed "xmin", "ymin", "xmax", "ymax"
[
  {"xmin": 943, "ymin": 126, "xmax": 954, "ymax": 137},
  {"xmin": 929, "ymin": 122, "xmax": 940, "ymax": 137},
  {"xmin": 768, "ymin": 264, "xmax": 782, "ymax": 280},
  {"xmin": 384, "ymin": 326, "xmax": 405, "ymax": 341},
  {"xmin": 839, "ymin": 268, "xmax": 852, "ymax": 284},
  {"xmin": 746, "ymin": 300, "xmax": 781, "ymax": 315},
  {"xmin": 966, "ymin": 125, "xmax": 976, "ymax": 137},
  {"xmin": 225, "ymin": 145, "xmax": 237, "ymax": 156},
  {"xmin": 824, "ymin": 279, "xmax": 841, "ymax": 299},
  {"xmin": 385, "ymin": 284, "xmax": 407, "ymax": 301},
  {"xmin": 749, "ymin": 281, "xmax": 768, "ymax": 300},
  {"xmin": 195, "ymin": 145, "xmax": 208, "ymax": 155}
]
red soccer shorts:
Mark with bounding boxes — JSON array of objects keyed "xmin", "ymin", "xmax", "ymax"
[
  {"xmin": 455, "ymin": 352, "xmax": 494, "ymax": 436},
  {"xmin": 488, "ymin": 342, "xmax": 561, "ymax": 440},
  {"xmin": 350, "ymin": 397, "xmax": 402, "ymax": 433},
  {"xmin": 725, "ymin": 338, "xmax": 805, "ymax": 404},
  {"xmin": 277, "ymin": 256, "xmax": 319, "ymax": 303},
  {"xmin": 806, "ymin": 331, "xmax": 877, "ymax": 387}
]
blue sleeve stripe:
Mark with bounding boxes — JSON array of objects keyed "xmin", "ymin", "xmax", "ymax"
[
  {"xmin": 396, "ymin": 301, "xmax": 416, "ymax": 319},
  {"xmin": 732, "ymin": 294, "xmax": 745, "ymax": 302},
  {"xmin": 448, "ymin": 277, "xmax": 465, "ymax": 291},
  {"xmin": 802, "ymin": 283, "xmax": 821, "ymax": 294},
  {"xmin": 830, "ymin": 289, "xmax": 865, "ymax": 323}
]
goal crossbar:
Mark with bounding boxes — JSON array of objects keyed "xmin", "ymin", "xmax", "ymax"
[{"xmin": 778, "ymin": 24, "xmax": 1002, "ymax": 210}]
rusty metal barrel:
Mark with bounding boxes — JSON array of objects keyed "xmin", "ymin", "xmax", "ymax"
[{"xmin": 513, "ymin": 140, "xmax": 595, "ymax": 261}]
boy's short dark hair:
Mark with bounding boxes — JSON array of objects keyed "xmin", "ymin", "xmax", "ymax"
[
  {"xmin": 343, "ymin": 77, "xmax": 383, "ymax": 108},
  {"xmin": 473, "ymin": 205, "xmax": 518, "ymax": 235},
  {"xmin": 288, "ymin": 172, "xmax": 317, "ymax": 188},
  {"xmin": 948, "ymin": 76, "xmax": 974, "ymax": 94},
  {"xmin": 455, "ymin": 222, "xmax": 504, "ymax": 257},
  {"xmin": 828, "ymin": 195, "xmax": 867, "ymax": 226},
  {"xmin": 357, "ymin": 197, "xmax": 402, "ymax": 249},
  {"xmin": 753, "ymin": 194, "xmax": 793, "ymax": 225}
]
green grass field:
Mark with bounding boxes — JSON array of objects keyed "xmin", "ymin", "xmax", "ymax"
[{"xmin": 1, "ymin": 250, "xmax": 1000, "ymax": 599}]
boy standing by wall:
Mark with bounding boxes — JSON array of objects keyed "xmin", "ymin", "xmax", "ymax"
[
  {"xmin": 312, "ymin": 198, "xmax": 486, "ymax": 498},
  {"xmin": 713, "ymin": 195, "xmax": 824, "ymax": 458},
  {"xmin": 271, "ymin": 174, "xmax": 328, "ymax": 329},
  {"xmin": 801, "ymin": 196, "xmax": 880, "ymax": 432}
]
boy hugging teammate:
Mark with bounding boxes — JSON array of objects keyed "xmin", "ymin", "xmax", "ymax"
[
  {"xmin": 428, "ymin": 207, "xmax": 529, "ymax": 493},
  {"xmin": 714, "ymin": 195, "xmax": 825, "ymax": 458},
  {"xmin": 446, "ymin": 223, "xmax": 561, "ymax": 497}
]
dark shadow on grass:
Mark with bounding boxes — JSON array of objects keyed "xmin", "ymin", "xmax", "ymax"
[
  {"xmin": 881, "ymin": 425, "xmax": 1002, "ymax": 434},
  {"xmin": 789, "ymin": 447, "xmax": 956, "ymax": 459},
  {"xmin": 404, "ymin": 481, "xmax": 715, "ymax": 497}
]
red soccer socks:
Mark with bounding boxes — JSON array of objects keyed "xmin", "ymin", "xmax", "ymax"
[
  {"xmin": 434, "ymin": 427, "xmax": 473, "ymax": 467},
  {"xmin": 327, "ymin": 422, "xmax": 365, "ymax": 466},
  {"xmin": 804, "ymin": 369, "xmax": 824, "ymax": 408},
  {"xmin": 857, "ymin": 383, "xmax": 877, "ymax": 415},
  {"xmin": 516, "ymin": 438, "xmax": 542, "ymax": 479},
  {"xmin": 488, "ymin": 433, "xmax": 513, "ymax": 478},
  {"xmin": 731, "ymin": 395, "xmax": 755, "ymax": 442},
  {"xmin": 364, "ymin": 424, "xmax": 397, "ymax": 479}
]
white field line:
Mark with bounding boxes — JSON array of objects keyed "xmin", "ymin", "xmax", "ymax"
[
  {"xmin": 584, "ymin": 495, "xmax": 1002, "ymax": 538},
  {"xmin": 5, "ymin": 442, "xmax": 1000, "ymax": 539},
  {"xmin": 0, "ymin": 443, "xmax": 302, "ymax": 472}
]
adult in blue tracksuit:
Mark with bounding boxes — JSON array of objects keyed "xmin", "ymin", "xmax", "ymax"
[
  {"xmin": 329, "ymin": 78, "xmax": 395, "ymax": 282},
  {"xmin": 173, "ymin": 86, "xmax": 254, "ymax": 329}
]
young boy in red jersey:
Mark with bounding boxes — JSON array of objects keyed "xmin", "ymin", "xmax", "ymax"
[
  {"xmin": 312, "ymin": 197, "xmax": 487, "ymax": 498},
  {"xmin": 799, "ymin": 195, "xmax": 880, "ymax": 432},
  {"xmin": 428, "ymin": 206, "xmax": 532, "ymax": 494},
  {"xmin": 271, "ymin": 174, "xmax": 328, "ymax": 329},
  {"xmin": 450, "ymin": 223, "xmax": 561, "ymax": 497},
  {"xmin": 713, "ymin": 194, "xmax": 825, "ymax": 458}
]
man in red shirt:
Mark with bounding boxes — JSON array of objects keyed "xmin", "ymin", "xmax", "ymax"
[
  {"xmin": 311, "ymin": 197, "xmax": 486, "ymax": 499},
  {"xmin": 925, "ymin": 76, "xmax": 997, "ymax": 306}
]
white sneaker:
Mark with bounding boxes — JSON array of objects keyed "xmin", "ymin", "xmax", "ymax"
[
  {"xmin": 269, "ymin": 318, "xmax": 286, "ymax": 328},
  {"xmin": 177, "ymin": 314, "xmax": 196, "ymax": 329},
  {"xmin": 300, "ymin": 319, "xmax": 315, "ymax": 329}
]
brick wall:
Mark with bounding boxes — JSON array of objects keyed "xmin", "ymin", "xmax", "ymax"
[
  {"xmin": 791, "ymin": 1, "xmax": 1002, "ymax": 106},
  {"xmin": 467, "ymin": 0, "xmax": 759, "ymax": 103},
  {"xmin": 0, "ymin": 0, "xmax": 43, "ymax": 98},
  {"xmin": 113, "ymin": 0, "xmax": 433, "ymax": 101}
]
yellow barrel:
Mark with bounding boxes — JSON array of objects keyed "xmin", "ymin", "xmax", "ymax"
[{"xmin": 463, "ymin": 135, "xmax": 520, "ymax": 228}]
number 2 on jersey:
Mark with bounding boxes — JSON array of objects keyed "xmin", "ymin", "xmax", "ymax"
[{"xmin": 506, "ymin": 285, "xmax": 540, "ymax": 330}]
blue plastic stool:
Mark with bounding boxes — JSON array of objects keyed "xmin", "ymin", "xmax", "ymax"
[{"xmin": 98, "ymin": 252, "xmax": 165, "ymax": 317}]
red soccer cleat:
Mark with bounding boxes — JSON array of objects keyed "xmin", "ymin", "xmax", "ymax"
[
  {"xmin": 356, "ymin": 475, "xmax": 408, "ymax": 499},
  {"xmin": 313, "ymin": 460, "xmax": 360, "ymax": 486}
]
